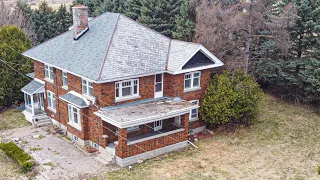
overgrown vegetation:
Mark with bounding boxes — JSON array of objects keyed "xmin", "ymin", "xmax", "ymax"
[
  {"xmin": 201, "ymin": 71, "xmax": 264, "ymax": 125},
  {"xmin": 0, "ymin": 142, "xmax": 33, "ymax": 172},
  {"xmin": 0, "ymin": 109, "xmax": 31, "ymax": 130}
]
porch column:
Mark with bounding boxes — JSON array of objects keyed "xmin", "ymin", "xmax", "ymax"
[
  {"xmin": 180, "ymin": 114, "xmax": 190, "ymax": 139},
  {"xmin": 115, "ymin": 128, "xmax": 128, "ymax": 158},
  {"xmin": 30, "ymin": 94, "xmax": 35, "ymax": 116}
]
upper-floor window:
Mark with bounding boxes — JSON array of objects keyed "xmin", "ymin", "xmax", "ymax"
[
  {"xmin": 62, "ymin": 71, "xmax": 68, "ymax": 89},
  {"xmin": 184, "ymin": 71, "xmax": 201, "ymax": 91},
  {"xmin": 82, "ymin": 79, "xmax": 93, "ymax": 97},
  {"xmin": 127, "ymin": 125, "xmax": 139, "ymax": 132},
  {"xmin": 47, "ymin": 91, "xmax": 56, "ymax": 112},
  {"xmin": 44, "ymin": 65, "xmax": 54, "ymax": 82},
  {"xmin": 189, "ymin": 100, "xmax": 199, "ymax": 121},
  {"xmin": 115, "ymin": 79, "xmax": 139, "ymax": 100},
  {"xmin": 68, "ymin": 104, "xmax": 81, "ymax": 130}
]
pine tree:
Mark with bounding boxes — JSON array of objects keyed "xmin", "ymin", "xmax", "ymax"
[
  {"xmin": 56, "ymin": 4, "xmax": 72, "ymax": 34},
  {"xmin": 138, "ymin": 0, "xmax": 182, "ymax": 38},
  {"xmin": 173, "ymin": 0, "xmax": 196, "ymax": 41},
  {"xmin": 125, "ymin": 0, "xmax": 142, "ymax": 20},
  {"xmin": 0, "ymin": 26, "xmax": 32, "ymax": 108},
  {"xmin": 94, "ymin": 0, "xmax": 127, "ymax": 16}
]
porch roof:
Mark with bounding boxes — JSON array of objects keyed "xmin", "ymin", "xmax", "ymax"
[
  {"xmin": 94, "ymin": 97, "xmax": 198, "ymax": 128},
  {"xmin": 21, "ymin": 80, "xmax": 45, "ymax": 95},
  {"xmin": 59, "ymin": 91, "xmax": 90, "ymax": 108}
]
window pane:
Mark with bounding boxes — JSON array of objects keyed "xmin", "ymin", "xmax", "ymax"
[
  {"xmin": 52, "ymin": 98, "xmax": 56, "ymax": 110},
  {"xmin": 88, "ymin": 82, "xmax": 93, "ymax": 87},
  {"xmin": 134, "ymin": 85, "xmax": 138, "ymax": 94},
  {"xmin": 48, "ymin": 96, "xmax": 52, "ymax": 108},
  {"xmin": 82, "ymin": 84, "xmax": 87, "ymax": 94},
  {"xmin": 155, "ymin": 83, "xmax": 162, "ymax": 92},
  {"xmin": 122, "ymin": 87, "xmax": 131, "ymax": 96},
  {"xmin": 191, "ymin": 109, "xmax": 197, "ymax": 114},
  {"xmin": 156, "ymin": 74, "xmax": 162, "ymax": 82},
  {"xmin": 45, "ymin": 68, "xmax": 48, "ymax": 78},
  {"xmin": 74, "ymin": 111, "xmax": 78, "ymax": 124},
  {"xmin": 194, "ymin": 72, "xmax": 200, "ymax": 77},
  {"xmin": 116, "ymin": 88, "xmax": 119, "ymax": 97},
  {"xmin": 89, "ymin": 87, "xmax": 93, "ymax": 96},
  {"xmin": 193, "ymin": 78, "xmax": 199, "ymax": 87},
  {"xmin": 191, "ymin": 113, "xmax": 198, "ymax": 119},
  {"xmin": 185, "ymin": 79, "xmax": 191, "ymax": 89}
]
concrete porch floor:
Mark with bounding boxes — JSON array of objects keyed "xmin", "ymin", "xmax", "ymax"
[{"xmin": 0, "ymin": 126, "xmax": 119, "ymax": 179}]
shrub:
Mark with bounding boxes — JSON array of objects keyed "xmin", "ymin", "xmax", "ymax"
[
  {"xmin": 200, "ymin": 71, "xmax": 264, "ymax": 125},
  {"xmin": 0, "ymin": 142, "xmax": 34, "ymax": 172}
]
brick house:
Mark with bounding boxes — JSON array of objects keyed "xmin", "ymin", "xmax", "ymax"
[{"xmin": 21, "ymin": 5, "xmax": 224, "ymax": 166}]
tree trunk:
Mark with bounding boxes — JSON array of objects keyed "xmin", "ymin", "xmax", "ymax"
[{"xmin": 244, "ymin": 0, "xmax": 253, "ymax": 75}]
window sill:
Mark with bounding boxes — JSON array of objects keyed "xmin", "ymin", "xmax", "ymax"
[
  {"xmin": 115, "ymin": 95, "xmax": 140, "ymax": 103},
  {"xmin": 47, "ymin": 107, "xmax": 56, "ymax": 113},
  {"xmin": 44, "ymin": 78, "xmax": 54, "ymax": 84},
  {"xmin": 189, "ymin": 118, "xmax": 199, "ymax": 122},
  {"xmin": 184, "ymin": 87, "xmax": 201, "ymax": 93},
  {"xmin": 62, "ymin": 86, "xmax": 68, "ymax": 90},
  {"xmin": 68, "ymin": 122, "xmax": 82, "ymax": 131}
]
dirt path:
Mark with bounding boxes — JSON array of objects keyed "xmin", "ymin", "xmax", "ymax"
[{"xmin": 102, "ymin": 95, "xmax": 320, "ymax": 180}]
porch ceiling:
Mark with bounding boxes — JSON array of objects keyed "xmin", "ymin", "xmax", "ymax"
[
  {"xmin": 21, "ymin": 80, "xmax": 45, "ymax": 95},
  {"xmin": 94, "ymin": 97, "xmax": 198, "ymax": 128}
]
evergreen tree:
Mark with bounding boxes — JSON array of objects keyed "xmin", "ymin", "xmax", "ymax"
[
  {"xmin": 0, "ymin": 26, "xmax": 32, "ymax": 109},
  {"xmin": 71, "ymin": 0, "xmax": 95, "ymax": 17},
  {"xmin": 280, "ymin": 0, "xmax": 320, "ymax": 58},
  {"xmin": 125, "ymin": 0, "xmax": 142, "ymax": 20},
  {"xmin": 94, "ymin": 0, "xmax": 127, "ymax": 16},
  {"xmin": 173, "ymin": 0, "xmax": 196, "ymax": 41},
  {"xmin": 138, "ymin": 0, "xmax": 182, "ymax": 38},
  {"xmin": 56, "ymin": 4, "xmax": 72, "ymax": 34}
]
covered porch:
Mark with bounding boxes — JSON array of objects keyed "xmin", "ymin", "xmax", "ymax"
[
  {"xmin": 95, "ymin": 97, "xmax": 197, "ymax": 166},
  {"xmin": 21, "ymin": 80, "xmax": 46, "ymax": 123}
]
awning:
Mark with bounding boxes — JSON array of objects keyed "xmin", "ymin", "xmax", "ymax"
[
  {"xmin": 94, "ymin": 97, "xmax": 198, "ymax": 128},
  {"xmin": 60, "ymin": 91, "xmax": 90, "ymax": 108},
  {"xmin": 21, "ymin": 80, "xmax": 45, "ymax": 95}
]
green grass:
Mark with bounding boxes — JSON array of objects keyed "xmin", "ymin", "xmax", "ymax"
[
  {"xmin": 0, "ymin": 149, "xmax": 22, "ymax": 178},
  {"xmin": 29, "ymin": 147, "xmax": 43, "ymax": 151},
  {"xmin": 100, "ymin": 94, "xmax": 320, "ymax": 180},
  {"xmin": 0, "ymin": 109, "xmax": 31, "ymax": 131}
]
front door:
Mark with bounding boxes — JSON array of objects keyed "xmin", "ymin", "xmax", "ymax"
[
  {"xmin": 154, "ymin": 74, "xmax": 163, "ymax": 98},
  {"xmin": 39, "ymin": 93, "xmax": 44, "ymax": 111},
  {"xmin": 154, "ymin": 120, "xmax": 163, "ymax": 131}
]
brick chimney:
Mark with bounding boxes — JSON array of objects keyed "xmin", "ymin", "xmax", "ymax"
[{"xmin": 72, "ymin": 4, "xmax": 89, "ymax": 40}]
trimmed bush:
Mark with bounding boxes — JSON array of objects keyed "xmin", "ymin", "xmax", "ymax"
[
  {"xmin": 200, "ymin": 71, "xmax": 264, "ymax": 125},
  {"xmin": 0, "ymin": 142, "xmax": 33, "ymax": 172}
]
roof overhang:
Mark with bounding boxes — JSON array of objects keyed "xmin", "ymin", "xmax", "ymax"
[
  {"xmin": 21, "ymin": 79, "xmax": 45, "ymax": 95},
  {"xmin": 59, "ymin": 91, "xmax": 90, "ymax": 108}
]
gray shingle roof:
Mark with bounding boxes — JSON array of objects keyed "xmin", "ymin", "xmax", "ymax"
[
  {"xmin": 60, "ymin": 91, "xmax": 89, "ymax": 108},
  {"xmin": 21, "ymin": 80, "xmax": 44, "ymax": 94},
  {"xmin": 23, "ymin": 13, "xmax": 223, "ymax": 82}
]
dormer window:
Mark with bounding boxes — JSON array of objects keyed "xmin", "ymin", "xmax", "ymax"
[
  {"xmin": 184, "ymin": 71, "xmax": 201, "ymax": 92},
  {"xmin": 44, "ymin": 65, "xmax": 54, "ymax": 82},
  {"xmin": 115, "ymin": 79, "xmax": 139, "ymax": 102},
  {"xmin": 82, "ymin": 79, "xmax": 93, "ymax": 97}
]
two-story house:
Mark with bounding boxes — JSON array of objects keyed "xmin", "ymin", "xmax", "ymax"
[{"xmin": 21, "ymin": 5, "xmax": 224, "ymax": 166}]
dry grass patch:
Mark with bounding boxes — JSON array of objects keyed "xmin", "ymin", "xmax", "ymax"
[
  {"xmin": 0, "ymin": 149, "xmax": 23, "ymax": 179},
  {"xmin": 101, "ymin": 95, "xmax": 320, "ymax": 180},
  {"xmin": 0, "ymin": 109, "xmax": 31, "ymax": 131}
]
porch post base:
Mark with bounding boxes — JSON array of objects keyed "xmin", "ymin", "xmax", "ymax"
[{"xmin": 115, "ymin": 141, "xmax": 188, "ymax": 167}]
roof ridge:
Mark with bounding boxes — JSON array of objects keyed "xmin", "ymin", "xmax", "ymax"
[
  {"xmin": 171, "ymin": 39, "xmax": 200, "ymax": 45},
  {"xmin": 97, "ymin": 13, "xmax": 121, "ymax": 81}
]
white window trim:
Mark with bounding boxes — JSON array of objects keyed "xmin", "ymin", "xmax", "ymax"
[
  {"xmin": 82, "ymin": 79, "xmax": 94, "ymax": 99},
  {"xmin": 189, "ymin": 100, "xmax": 199, "ymax": 122},
  {"xmin": 67, "ymin": 104, "xmax": 82, "ymax": 131},
  {"xmin": 127, "ymin": 125, "xmax": 140, "ymax": 133},
  {"xmin": 115, "ymin": 79, "xmax": 140, "ymax": 102},
  {"xmin": 62, "ymin": 71, "xmax": 68, "ymax": 90},
  {"xmin": 44, "ymin": 65, "xmax": 54, "ymax": 83},
  {"xmin": 184, "ymin": 71, "xmax": 201, "ymax": 92},
  {"xmin": 47, "ymin": 91, "xmax": 56, "ymax": 113}
]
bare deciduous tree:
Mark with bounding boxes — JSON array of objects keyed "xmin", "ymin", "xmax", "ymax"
[{"xmin": 0, "ymin": 0, "xmax": 37, "ymax": 45}]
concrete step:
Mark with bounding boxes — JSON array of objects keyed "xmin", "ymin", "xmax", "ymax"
[
  {"xmin": 94, "ymin": 153, "xmax": 115, "ymax": 165},
  {"xmin": 35, "ymin": 119, "xmax": 52, "ymax": 127}
]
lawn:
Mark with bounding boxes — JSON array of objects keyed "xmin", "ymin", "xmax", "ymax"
[
  {"xmin": 0, "ymin": 109, "xmax": 31, "ymax": 131},
  {"xmin": 100, "ymin": 94, "xmax": 320, "ymax": 179}
]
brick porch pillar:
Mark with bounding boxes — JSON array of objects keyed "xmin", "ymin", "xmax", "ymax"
[
  {"xmin": 115, "ymin": 128, "xmax": 128, "ymax": 158},
  {"xmin": 180, "ymin": 113, "xmax": 190, "ymax": 140}
]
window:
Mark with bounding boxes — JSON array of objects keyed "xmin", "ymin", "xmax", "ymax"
[
  {"xmin": 154, "ymin": 120, "xmax": 162, "ymax": 131},
  {"xmin": 44, "ymin": 65, "xmax": 54, "ymax": 82},
  {"xmin": 184, "ymin": 71, "xmax": 201, "ymax": 91},
  {"xmin": 190, "ymin": 100, "xmax": 199, "ymax": 121},
  {"xmin": 174, "ymin": 116, "xmax": 181, "ymax": 127},
  {"xmin": 82, "ymin": 79, "xmax": 93, "ymax": 97},
  {"xmin": 62, "ymin": 71, "xmax": 68, "ymax": 89},
  {"xmin": 47, "ymin": 91, "xmax": 56, "ymax": 111},
  {"xmin": 92, "ymin": 142, "xmax": 99, "ymax": 149},
  {"xmin": 72, "ymin": 135, "xmax": 78, "ymax": 141},
  {"xmin": 115, "ymin": 127, "xmax": 118, "ymax": 135},
  {"xmin": 115, "ymin": 79, "xmax": 139, "ymax": 100},
  {"xmin": 127, "ymin": 125, "xmax": 139, "ymax": 132},
  {"xmin": 68, "ymin": 104, "xmax": 81, "ymax": 128}
]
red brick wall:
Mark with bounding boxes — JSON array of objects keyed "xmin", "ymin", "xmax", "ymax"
[{"xmin": 115, "ymin": 114, "xmax": 189, "ymax": 158}]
